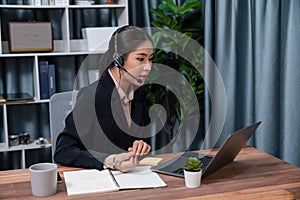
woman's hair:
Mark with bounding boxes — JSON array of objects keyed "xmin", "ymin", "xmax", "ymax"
[{"xmin": 98, "ymin": 25, "xmax": 153, "ymax": 73}]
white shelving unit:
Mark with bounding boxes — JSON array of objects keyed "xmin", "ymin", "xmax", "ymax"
[{"xmin": 0, "ymin": 0, "xmax": 128, "ymax": 170}]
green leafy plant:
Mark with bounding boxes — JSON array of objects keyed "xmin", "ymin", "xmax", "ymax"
[
  {"xmin": 184, "ymin": 157, "xmax": 202, "ymax": 172},
  {"xmin": 144, "ymin": 0, "xmax": 205, "ymax": 143}
]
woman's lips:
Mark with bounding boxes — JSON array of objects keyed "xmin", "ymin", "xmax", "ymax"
[{"xmin": 138, "ymin": 75, "xmax": 148, "ymax": 81}]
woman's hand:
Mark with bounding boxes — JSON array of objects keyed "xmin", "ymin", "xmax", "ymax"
[
  {"xmin": 113, "ymin": 152, "xmax": 137, "ymax": 172},
  {"xmin": 128, "ymin": 140, "xmax": 151, "ymax": 156}
]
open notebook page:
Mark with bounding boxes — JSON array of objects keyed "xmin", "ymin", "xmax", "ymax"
[
  {"xmin": 111, "ymin": 166, "xmax": 167, "ymax": 189},
  {"xmin": 64, "ymin": 169, "xmax": 119, "ymax": 196}
]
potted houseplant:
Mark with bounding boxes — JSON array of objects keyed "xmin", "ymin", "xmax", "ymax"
[
  {"xmin": 183, "ymin": 157, "xmax": 203, "ymax": 188},
  {"xmin": 144, "ymin": 0, "xmax": 205, "ymax": 151}
]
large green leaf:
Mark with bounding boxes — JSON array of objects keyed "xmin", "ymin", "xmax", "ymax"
[
  {"xmin": 150, "ymin": 8, "xmax": 166, "ymax": 19},
  {"xmin": 180, "ymin": 0, "xmax": 202, "ymax": 15},
  {"xmin": 162, "ymin": 0, "xmax": 179, "ymax": 13}
]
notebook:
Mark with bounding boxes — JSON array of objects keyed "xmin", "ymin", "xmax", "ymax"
[
  {"xmin": 151, "ymin": 121, "xmax": 261, "ymax": 179},
  {"xmin": 63, "ymin": 166, "xmax": 167, "ymax": 196}
]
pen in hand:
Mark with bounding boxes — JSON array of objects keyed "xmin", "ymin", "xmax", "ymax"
[
  {"xmin": 106, "ymin": 155, "xmax": 137, "ymax": 167},
  {"xmin": 116, "ymin": 156, "xmax": 134, "ymax": 164},
  {"xmin": 119, "ymin": 157, "xmax": 132, "ymax": 165}
]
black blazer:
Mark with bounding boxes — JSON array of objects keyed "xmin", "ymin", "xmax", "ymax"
[{"xmin": 54, "ymin": 69, "xmax": 150, "ymax": 170}]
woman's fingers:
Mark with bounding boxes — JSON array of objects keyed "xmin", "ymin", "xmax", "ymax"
[{"xmin": 128, "ymin": 140, "xmax": 151, "ymax": 156}]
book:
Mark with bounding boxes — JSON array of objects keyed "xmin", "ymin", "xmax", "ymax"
[
  {"xmin": 38, "ymin": 61, "xmax": 56, "ymax": 99},
  {"xmin": 55, "ymin": 0, "xmax": 68, "ymax": 5},
  {"xmin": 34, "ymin": 0, "xmax": 41, "ymax": 5},
  {"xmin": 38, "ymin": 61, "xmax": 49, "ymax": 99},
  {"xmin": 48, "ymin": 64, "xmax": 56, "ymax": 98},
  {"xmin": 41, "ymin": 0, "xmax": 48, "ymax": 5},
  {"xmin": 63, "ymin": 166, "xmax": 167, "ymax": 196}
]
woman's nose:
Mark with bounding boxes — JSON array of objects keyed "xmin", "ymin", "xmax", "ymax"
[{"xmin": 143, "ymin": 63, "xmax": 151, "ymax": 71}]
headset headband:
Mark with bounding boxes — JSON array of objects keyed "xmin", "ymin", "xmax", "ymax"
[{"xmin": 114, "ymin": 25, "xmax": 129, "ymax": 58}]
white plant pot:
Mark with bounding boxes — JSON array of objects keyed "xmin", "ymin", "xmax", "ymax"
[{"xmin": 184, "ymin": 169, "xmax": 202, "ymax": 188}]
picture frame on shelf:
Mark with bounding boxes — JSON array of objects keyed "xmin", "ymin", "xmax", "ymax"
[{"xmin": 8, "ymin": 22, "xmax": 53, "ymax": 53}]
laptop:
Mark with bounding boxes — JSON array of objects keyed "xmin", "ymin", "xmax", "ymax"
[{"xmin": 151, "ymin": 121, "xmax": 261, "ymax": 179}]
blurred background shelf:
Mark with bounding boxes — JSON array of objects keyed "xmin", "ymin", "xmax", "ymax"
[{"xmin": 0, "ymin": 0, "xmax": 128, "ymax": 170}]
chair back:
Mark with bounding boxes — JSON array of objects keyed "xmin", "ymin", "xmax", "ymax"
[{"xmin": 49, "ymin": 91, "xmax": 77, "ymax": 161}]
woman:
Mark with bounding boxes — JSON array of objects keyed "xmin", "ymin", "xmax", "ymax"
[{"xmin": 54, "ymin": 25, "xmax": 153, "ymax": 172}]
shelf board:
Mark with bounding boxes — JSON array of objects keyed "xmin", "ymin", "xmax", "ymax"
[
  {"xmin": 0, "ymin": 4, "xmax": 126, "ymax": 9},
  {"xmin": 0, "ymin": 5, "xmax": 66, "ymax": 9},
  {"xmin": 0, "ymin": 99, "xmax": 50, "ymax": 105},
  {"xmin": 68, "ymin": 4, "xmax": 126, "ymax": 9},
  {"xmin": 0, "ymin": 51, "xmax": 103, "ymax": 57},
  {"xmin": 1, "ymin": 143, "xmax": 51, "ymax": 152}
]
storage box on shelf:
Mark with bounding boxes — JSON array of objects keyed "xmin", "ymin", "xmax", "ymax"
[{"xmin": 0, "ymin": 0, "xmax": 128, "ymax": 170}]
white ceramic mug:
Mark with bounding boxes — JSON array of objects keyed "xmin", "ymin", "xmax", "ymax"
[{"xmin": 29, "ymin": 163, "xmax": 57, "ymax": 197}]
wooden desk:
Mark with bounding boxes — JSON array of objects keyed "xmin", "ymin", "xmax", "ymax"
[{"xmin": 1, "ymin": 147, "xmax": 300, "ymax": 200}]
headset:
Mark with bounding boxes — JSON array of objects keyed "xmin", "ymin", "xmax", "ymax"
[
  {"xmin": 113, "ymin": 25, "xmax": 142, "ymax": 83},
  {"xmin": 113, "ymin": 25, "xmax": 128, "ymax": 68}
]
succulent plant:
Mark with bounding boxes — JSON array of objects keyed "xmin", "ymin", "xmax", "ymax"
[{"xmin": 184, "ymin": 157, "xmax": 202, "ymax": 172}]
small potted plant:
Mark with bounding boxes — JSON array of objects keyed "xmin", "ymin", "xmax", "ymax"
[{"xmin": 183, "ymin": 157, "xmax": 203, "ymax": 188}]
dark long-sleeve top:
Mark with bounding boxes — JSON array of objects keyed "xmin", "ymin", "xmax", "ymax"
[{"xmin": 54, "ymin": 69, "xmax": 150, "ymax": 170}]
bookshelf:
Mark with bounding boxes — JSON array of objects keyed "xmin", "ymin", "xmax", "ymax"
[{"xmin": 0, "ymin": 0, "xmax": 128, "ymax": 170}]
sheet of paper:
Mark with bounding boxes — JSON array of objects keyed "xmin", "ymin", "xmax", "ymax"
[
  {"xmin": 64, "ymin": 169, "xmax": 119, "ymax": 196},
  {"xmin": 111, "ymin": 166, "xmax": 167, "ymax": 189}
]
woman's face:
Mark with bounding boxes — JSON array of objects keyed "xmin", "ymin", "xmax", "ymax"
[{"xmin": 122, "ymin": 40, "xmax": 153, "ymax": 86}]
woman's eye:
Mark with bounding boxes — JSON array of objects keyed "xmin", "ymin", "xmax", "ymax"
[{"xmin": 137, "ymin": 58, "xmax": 144, "ymax": 61}]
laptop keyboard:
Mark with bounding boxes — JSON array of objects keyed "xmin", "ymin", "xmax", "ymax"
[{"xmin": 172, "ymin": 155, "xmax": 213, "ymax": 175}]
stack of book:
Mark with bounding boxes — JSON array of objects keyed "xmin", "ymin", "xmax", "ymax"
[
  {"xmin": 27, "ymin": 0, "xmax": 69, "ymax": 6},
  {"xmin": 38, "ymin": 61, "xmax": 56, "ymax": 100}
]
